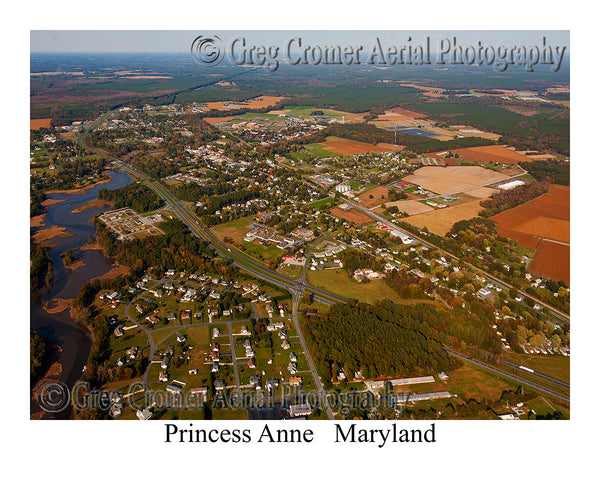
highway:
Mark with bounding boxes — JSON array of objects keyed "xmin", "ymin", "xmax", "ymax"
[
  {"xmin": 445, "ymin": 349, "xmax": 570, "ymax": 403},
  {"xmin": 77, "ymin": 114, "xmax": 336, "ymax": 419}
]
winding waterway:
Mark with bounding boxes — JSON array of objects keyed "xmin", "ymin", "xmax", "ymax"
[{"xmin": 30, "ymin": 169, "xmax": 132, "ymax": 418}]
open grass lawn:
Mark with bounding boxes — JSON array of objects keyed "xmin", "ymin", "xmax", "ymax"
[
  {"xmin": 502, "ymin": 351, "xmax": 570, "ymax": 385},
  {"xmin": 446, "ymin": 363, "xmax": 517, "ymax": 403},
  {"xmin": 276, "ymin": 263, "xmax": 302, "ymax": 279},
  {"xmin": 309, "ymin": 197, "xmax": 337, "ymax": 210},
  {"xmin": 303, "ymin": 143, "xmax": 342, "ymax": 158},
  {"xmin": 240, "ymin": 240, "xmax": 284, "ymax": 264},
  {"xmin": 210, "ymin": 217, "xmax": 252, "ymax": 245},
  {"xmin": 150, "ymin": 326, "xmax": 180, "ymax": 346},
  {"xmin": 307, "ymin": 268, "xmax": 420, "ymax": 305},
  {"xmin": 526, "ymin": 396, "xmax": 570, "ymax": 419},
  {"xmin": 107, "ymin": 328, "xmax": 149, "ymax": 364}
]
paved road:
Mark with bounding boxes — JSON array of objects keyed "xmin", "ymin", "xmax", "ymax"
[
  {"xmin": 345, "ymin": 197, "xmax": 570, "ymax": 324},
  {"xmin": 446, "ymin": 349, "xmax": 570, "ymax": 403},
  {"xmin": 78, "ymin": 114, "xmax": 335, "ymax": 419}
]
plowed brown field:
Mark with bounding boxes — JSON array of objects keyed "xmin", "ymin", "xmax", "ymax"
[
  {"xmin": 320, "ymin": 137, "xmax": 402, "ymax": 155},
  {"xmin": 329, "ymin": 207, "xmax": 374, "ymax": 225},
  {"xmin": 451, "ymin": 145, "xmax": 533, "ymax": 164},
  {"xmin": 529, "ymin": 240, "xmax": 570, "ymax": 284},
  {"xmin": 492, "ymin": 184, "xmax": 570, "ymax": 284}
]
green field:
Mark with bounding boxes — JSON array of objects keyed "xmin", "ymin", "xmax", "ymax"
[
  {"xmin": 309, "ymin": 197, "xmax": 337, "ymax": 209},
  {"xmin": 502, "ymin": 351, "xmax": 570, "ymax": 385},
  {"xmin": 307, "ymin": 268, "xmax": 412, "ymax": 305}
]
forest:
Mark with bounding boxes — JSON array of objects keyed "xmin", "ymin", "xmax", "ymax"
[
  {"xmin": 520, "ymin": 159, "xmax": 570, "ymax": 186},
  {"xmin": 98, "ymin": 182, "xmax": 165, "ymax": 213},
  {"xmin": 303, "ymin": 301, "xmax": 459, "ymax": 385}
]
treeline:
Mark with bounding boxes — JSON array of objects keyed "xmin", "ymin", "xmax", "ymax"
[
  {"xmin": 134, "ymin": 157, "xmax": 181, "ymax": 180},
  {"xmin": 30, "ymin": 330, "xmax": 50, "ymax": 379},
  {"xmin": 98, "ymin": 182, "xmax": 164, "ymax": 213},
  {"xmin": 31, "ymin": 190, "xmax": 46, "ymax": 217},
  {"xmin": 520, "ymin": 159, "xmax": 570, "ymax": 186},
  {"xmin": 204, "ymin": 188, "xmax": 262, "ymax": 215},
  {"xmin": 479, "ymin": 182, "xmax": 549, "ymax": 217},
  {"xmin": 301, "ymin": 123, "xmax": 495, "ymax": 154},
  {"xmin": 31, "ymin": 240, "xmax": 53, "ymax": 292},
  {"xmin": 304, "ymin": 301, "xmax": 456, "ymax": 384},
  {"xmin": 340, "ymin": 250, "xmax": 385, "ymax": 276},
  {"xmin": 94, "ymin": 217, "xmax": 218, "ymax": 276},
  {"xmin": 170, "ymin": 181, "xmax": 235, "ymax": 202}
]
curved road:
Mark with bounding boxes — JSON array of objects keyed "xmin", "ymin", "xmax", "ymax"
[{"xmin": 78, "ymin": 114, "xmax": 336, "ymax": 419}]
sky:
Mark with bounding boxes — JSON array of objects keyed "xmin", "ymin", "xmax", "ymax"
[{"xmin": 30, "ymin": 30, "xmax": 569, "ymax": 53}]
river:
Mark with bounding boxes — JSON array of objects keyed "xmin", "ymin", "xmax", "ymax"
[{"xmin": 30, "ymin": 169, "xmax": 133, "ymax": 418}]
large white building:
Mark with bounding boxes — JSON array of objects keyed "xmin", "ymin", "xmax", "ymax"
[
  {"xmin": 335, "ymin": 183, "xmax": 351, "ymax": 193},
  {"xmin": 498, "ymin": 180, "xmax": 526, "ymax": 190}
]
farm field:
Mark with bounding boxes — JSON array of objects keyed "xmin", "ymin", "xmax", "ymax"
[
  {"xmin": 317, "ymin": 136, "xmax": 404, "ymax": 155},
  {"xmin": 404, "ymin": 198, "xmax": 484, "ymax": 236},
  {"xmin": 328, "ymin": 206, "xmax": 374, "ymax": 225},
  {"xmin": 386, "ymin": 200, "xmax": 434, "ymax": 216},
  {"xmin": 403, "ymin": 165, "xmax": 510, "ymax": 196},
  {"xmin": 492, "ymin": 184, "xmax": 570, "ymax": 284},
  {"xmin": 30, "ymin": 118, "xmax": 52, "ymax": 129},
  {"xmin": 204, "ymin": 95, "xmax": 289, "ymax": 112},
  {"xmin": 357, "ymin": 186, "xmax": 394, "ymax": 208},
  {"xmin": 451, "ymin": 145, "xmax": 533, "ymax": 164},
  {"xmin": 529, "ymin": 240, "xmax": 570, "ymax": 284}
]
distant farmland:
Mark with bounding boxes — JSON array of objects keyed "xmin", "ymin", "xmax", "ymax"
[
  {"xmin": 492, "ymin": 184, "xmax": 570, "ymax": 284},
  {"xmin": 30, "ymin": 118, "xmax": 52, "ymax": 130},
  {"xmin": 450, "ymin": 145, "xmax": 533, "ymax": 165}
]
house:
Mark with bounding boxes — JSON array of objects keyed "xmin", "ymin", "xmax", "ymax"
[
  {"xmin": 266, "ymin": 378, "xmax": 279, "ymax": 392},
  {"xmin": 287, "ymin": 362, "xmax": 298, "ymax": 374},
  {"xmin": 167, "ymin": 313, "xmax": 177, "ymax": 322},
  {"xmin": 161, "ymin": 357, "xmax": 170, "ymax": 369},
  {"xmin": 212, "ymin": 327, "xmax": 221, "ymax": 338},
  {"xmin": 438, "ymin": 371, "xmax": 450, "ymax": 381},
  {"xmin": 289, "ymin": 403, "xmax": 312, "ymax": 417},
  {"xmin": 116, "ymin": 356, "xmax": 125, "ymax": 367},
  {"xmin": 241, "ymin": 325, "xmax": 251, "ymax": 335},
  {"xmin": 249, "ymin": 375, "xmax": 261, "ymax": 389},
  {"xmin": 212, "ymin": 342, "xmax": 220, "ymax": 352},
  {"xmin": 136, "ymin": 407, "xmax": 153, "ymax": 420},
  {"xmin": 177, "ymin": 334, "xmax": 186, "ymax": 343},
  {"xmin": 289, "ymin": 376, "xmax": 302, "ymax": 386},
  {"xmin": 248, "ymin": 357, "xmax": 256, "ymax": 369},
  {"xmin": 114, "ymin": 325, "xmax": 124, "ymax": 337},
  {"xmin": 166, "ymin": 382, "xmax": 184, "ymax": 396},
  {"xmin": 147, "ymin": 315, "xmax": 160, "ymax": 325},
  {"xmin": 278, "ymin": 330, "xmax": 287, "ymax": 339},
  {"xmin": 126, "ymin": 346, "xmax": 138, "ymax": 359},
  {"xmin": 289, "ymin": 352, "xmax": 297, "ymax": 362},
  {"xmin": 282, "ymin": 339, "xmax": 290, "ymax": 350},
  {"xmin": 159, "ymin": 371, "xmax": 168, "ymax": 382},
  {"xmin": 189, "ymin": 369, "xmax": 198, "ymax": 375},
  {"xmin": 212, "ymin": 362, "xmax": 220, "ymax": 373},
  {"xmin": 190, "ymin": 386, "xmax": 208, "ymax": 401},
  {"xmin": 214, "ymin": 379, "xmax": 225, "ymax": 391}
]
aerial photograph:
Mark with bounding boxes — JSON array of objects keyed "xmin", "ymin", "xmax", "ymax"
[{"xmin": 29, "ymin": 30, "xmax": 571, "ymax": 424}]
